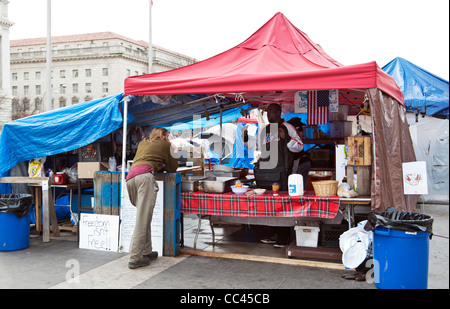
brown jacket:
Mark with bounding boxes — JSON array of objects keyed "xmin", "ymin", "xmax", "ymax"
[{"xmin": 131, "ymin": 138, "xmax": 178, "ymax": 173}]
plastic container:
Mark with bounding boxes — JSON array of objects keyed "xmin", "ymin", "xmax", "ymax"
[
  {"xmin": 54, "ymin": 172, "xmax": 67, "ymax": 185},
  {"xmin": 294, "ymin": 225, "xmax": 320, "ymax": 247},
  {"xmin": 288, "ymin": 174, "xmax": 304, "ymax": 196},
  {"xmin": 373, "ymin": 226, "xmax": 430, "ymax": 289},
  {"xmin": 0, "ymin": 212, "xmax": 31, "ymax": 251}
]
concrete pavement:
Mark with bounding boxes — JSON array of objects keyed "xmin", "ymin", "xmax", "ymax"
[{"xmin": 0, "ymin": 204, "xmax": 447, "ymax": 290}]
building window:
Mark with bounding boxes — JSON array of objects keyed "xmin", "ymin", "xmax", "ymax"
[
  {"xmin": 36, "ymin": 85, "xmax": 41, "ymax": 95},
  {"xmin": 102, "ymin": 68, "xmax": 108, "ymax": 76},
  {"xmin": 35, "ymin": 98, "xmax": 42, "ymax": 112},
  {"xmin": 85, "ymin": 83, "xmax": 91, "ymax": 93},
  {"xmin": 12, "ymin": 86, "xmax": 18, "ymax": 96},
  {"xmin": 85, "ymin": 69, "xmax": 91, "ymax": 77},
  {"xmin": 73, "ymin": 83, "xmax": 78, "ymax": 94},
  {"xmin": 24, "ymin": 72, "xmax": 29, "ymax": 80},
  {"xmin": 102, "ymin": 82, "xmax": 109, "ymax": 93},
  {"xmin": 59, "ymin": 97, "xmax": 66, "ymax": 108},
  {"xmin": 72, "ymin": 96, "xmax": 79, "ymax": 104},
  {"xmin": 24, "ymin": 85, "xmax": 29, "ymax": 96},
  {"xmin": 60, "ymin": 84, "xmax": 66, "ymax": 94},
  {"xmin": 12, "ymin": 73, "xmax": 18, "ymax": 81},
  {"xmin": 36, "ymin": 71, "xmax": 41, "ymax": 80},
  {"xmin": 60, "ymin": 70, "xmax": 66, "ymax": 78},
  {"xmin": 23, "ymin": 98, "xmax": 30, "ymax": 111},
  {"xmin": 73, "ymin": 69, "xmax": 78, "ymax": 78}
]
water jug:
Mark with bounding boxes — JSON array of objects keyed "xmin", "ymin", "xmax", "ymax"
[{"xmin": 288, "ymin": 174, "xmax": 304, "ymax": 196}]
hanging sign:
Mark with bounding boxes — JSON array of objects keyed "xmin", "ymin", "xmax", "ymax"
[
  {"xmin": 402, "ymin": 161, "xmax": 428, "ymax": 195},
  {"xmin": 294, "ymin": 91, "xmax": 308, "ymax": 113},
  {"xmin": 329, "ymin": 89, "xmax": 339, "ymax": 112}
]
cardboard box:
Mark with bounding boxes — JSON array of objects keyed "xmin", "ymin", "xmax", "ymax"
[
  {"xmin": 329, "ymin": 121, "xmax": 353, "ymax": 138},
  {"xmin": 77, "ymin": 162, "xmax": 109, "ymax": 179},
  {"xmin": 346, "ymin": 136, "xmax": 372, "ymax": 166}
]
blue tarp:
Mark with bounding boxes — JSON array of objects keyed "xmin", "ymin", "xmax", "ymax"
[
  {"xmin": 382, "ymin": 57, "xmax": 449, "ymax": 118},
  {"xmin": 0, "ymin": 93, "xmax": 126, "ymax": 175},
  {"xmin": 157, "ymin": 104, "xmax": 251, "ymax": 131},
  {"xmin": 0, "ymin": 93, "xmax": 248, "ymax": 176}
]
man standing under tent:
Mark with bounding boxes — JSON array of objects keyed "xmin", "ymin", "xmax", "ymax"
[{"xmin": 254, "ymin": 103, "xmax": 303, "ymax": 247}]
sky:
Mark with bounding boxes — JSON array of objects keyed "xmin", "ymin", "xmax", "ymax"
[{"xmin": 8, "ymin": 0, "xmax": 450, "ymax": 80}]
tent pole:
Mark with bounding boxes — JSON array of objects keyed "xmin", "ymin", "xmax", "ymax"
[
  {"xmin": 45, "ymin": 0, "xmax": 52, "ymax": 112},
  {"xmin": 219, "ymin": 105, "xmax": 223, "ymax": 164},
  {"xmin": 120, "ymin": 96, "xmax": 129, "ymax": 210}
]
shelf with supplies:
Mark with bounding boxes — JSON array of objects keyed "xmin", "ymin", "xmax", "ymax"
[{"xmin": 302, "ymin": 138, "xmax": 345, "ymax": 145}]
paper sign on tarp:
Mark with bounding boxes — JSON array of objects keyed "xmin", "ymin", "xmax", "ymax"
[
  {"xmin": 119, "ymin": 180, "xmax": 164, "ymax": 256},
  {"xmin": 402, "ymin": 161, "xmax": 428, "ymax": 195},
  {"xmin": 79, "ymin": 213, "xmax": 119, "ymax": 251}
]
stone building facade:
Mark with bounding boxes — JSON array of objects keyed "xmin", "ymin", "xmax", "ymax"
[{"xmin": 8, "ymin": 32, "xmax": 197, "ymax": 121}]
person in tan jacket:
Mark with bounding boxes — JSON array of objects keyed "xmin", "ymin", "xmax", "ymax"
[{"xmin": 126, "ymin": 127, "xmax": 178, "ymax": 269}]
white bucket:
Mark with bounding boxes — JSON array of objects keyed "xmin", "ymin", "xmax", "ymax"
[{"xmin": 288, "ymin": 174, "xmax": 304, "ymax": 196}]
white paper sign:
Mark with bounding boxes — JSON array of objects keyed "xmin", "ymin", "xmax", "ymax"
[
  {"xmin": 79, "ymin": 214, "xmax": 119, "ymax": 252},
  {"xmin": 119, "ymin": 180, "xmax": 164, "ymax": 256},
  {"xmin": 294, "ymin": 91, "xmax": 308, "ymax": 113},
  {"xmin": 402, "ymin": 161, "xmax": 428, "ymax": 195}
]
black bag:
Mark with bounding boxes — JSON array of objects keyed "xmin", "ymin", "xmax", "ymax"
[
  {"xmin": 0, "ymin": 194, "xmax": 33, "ymax": 218},
  {"xmin": 254, "ymin": 165, "xmax": 288, "ymax": 191},
  {"xmin": 254, "ymin": 129, "xmax": 290, "ymax": 191},
  {"xmin": 365, "ymin": 207, "xmax": 434, "ymax": 234}
]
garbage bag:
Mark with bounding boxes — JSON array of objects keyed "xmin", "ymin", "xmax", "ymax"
[
  {"xmin": 365, "ymin": 207, "xmax": 433, "ymax": 234},
  {"xmin": 339, "ymin": 220, "xmax": 372, "ymax": 269},
  {"xmin": 0, "ymin": 194, "xmax": 33, "ymax": 218}
]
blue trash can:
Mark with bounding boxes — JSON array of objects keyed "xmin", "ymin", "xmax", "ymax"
[
  {"xmin": 367, "ymin": 207, "xmax": 434, "ymax": 289},
  {"xmin": 373, "ymin": 226, "xmax": 430, "ymax": 289},
  {"xmin": 0, "ymin": 212, "xmax": 31, "ymax": 251},
  {"xmin": 0, "ymin": 194, "xmax": 33, "ymax": 252}
]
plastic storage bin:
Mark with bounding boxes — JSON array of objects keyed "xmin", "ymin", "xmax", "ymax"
[{"xmin": 294, "ymin": 225, "xmax": 320, "ymax": 247}]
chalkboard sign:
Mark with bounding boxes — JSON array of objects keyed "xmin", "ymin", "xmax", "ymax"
[
  {"xmin": 119, "ymin": 180, "xmax": 164, "ymax": 256},
  {"xmin": 79, "ymin": 213, "xmax": 120, "ymax": 251}
]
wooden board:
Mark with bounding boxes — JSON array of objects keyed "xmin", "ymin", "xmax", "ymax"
[
  {"xmin": 346, "ymin": 136, "xmax": 371, "ymax": 166},
  {"xmin": 181, "ymin": 248, "xmax": 345, "ymax": 270}
]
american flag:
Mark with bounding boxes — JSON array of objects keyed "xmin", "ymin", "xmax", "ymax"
[{"xmin": 307, "ymin": 90, "xmax": 329, "ymax": 125}]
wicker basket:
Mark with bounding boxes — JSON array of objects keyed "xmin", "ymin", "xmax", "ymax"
[{"xmin": 312, "ymin": 180, "xmax": 339, "ymax": 197}]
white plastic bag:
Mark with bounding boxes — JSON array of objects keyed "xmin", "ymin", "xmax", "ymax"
[{"xmin": 339, "ymin": 220, "xmax": 372, "ymax": 269}]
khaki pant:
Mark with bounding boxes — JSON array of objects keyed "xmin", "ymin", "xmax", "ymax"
[{"xmin": 126, "ymin": 173, "xmax": 159, "ymax": 263}]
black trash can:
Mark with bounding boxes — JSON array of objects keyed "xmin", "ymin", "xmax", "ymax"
[{"xmin": 0, "ymin": 194, "xmax": 33, "ymax": 251}]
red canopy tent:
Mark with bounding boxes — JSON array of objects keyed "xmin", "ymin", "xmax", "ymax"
[
  {"xmin": 124, "ymin": 12, "xmax": 417, "ymax": 212},
  {"xmin": 125, "ymin": 12, "xmax": 403, "ymax": 108}
]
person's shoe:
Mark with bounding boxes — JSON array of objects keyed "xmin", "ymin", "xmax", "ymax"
[
  {"xmin": 260, "ymin": 235, "xmax": 277, "ymax": 244},
  {"xmin": 144, "ymin": 251, "xmax": 158, "ymax": 260},
  {"xmin": 273, "ymin": 242, "xmax": 288, "ymax": 248},
  {"xmin": 128, "ymin": 256, "xmax": 151, "ymax": 269}
]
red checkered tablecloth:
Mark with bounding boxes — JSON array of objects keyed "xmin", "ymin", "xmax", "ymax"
[{"xmin": 181, "ymin": 191, "xmax": 340, "ymax": 219}]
